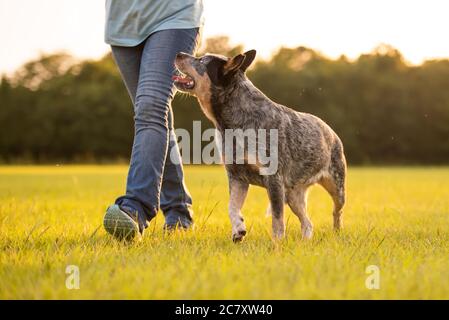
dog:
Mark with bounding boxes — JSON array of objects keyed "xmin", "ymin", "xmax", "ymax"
[{"xmin": 173, "ymin": 50, "xmax": 347, "ymax": 242}]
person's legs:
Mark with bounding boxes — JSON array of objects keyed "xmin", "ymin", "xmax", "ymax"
[
  {"xmin": 110, "ymin": 44, "xmax": 144, "ymax": 105},
  {"xmin": 111, "ymin": 28, "xmax": 199, "ymax": 233},
  {"xmin": 160, "ymin": 112, "xmax": 194, "ymax": 229}
]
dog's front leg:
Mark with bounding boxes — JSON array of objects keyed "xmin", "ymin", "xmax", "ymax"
[
  {"xmin": 228, "ymin": 177, "xmax": 249, "ymax": 242},
  {"xmin": 267, "ymin": 177, "xmax": 285, "ymax": 239}
]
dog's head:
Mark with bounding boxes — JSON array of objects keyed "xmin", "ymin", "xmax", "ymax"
[{"xmin": 173, "ymin": 50, "xmax": 257, "ymax": 97}]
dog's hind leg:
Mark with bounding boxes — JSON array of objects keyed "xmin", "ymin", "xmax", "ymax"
[
  {"xmin": 320, "ymin": 175, "xmax": 345, "ymax": 230},
  {"xmin": 320, "ymin": 148, "xmax": 346, "ymax": 230},
  {"xmin": 228, "ymin": 177, "xmax": 249, "ymax": 242},
  {"xmin": 267, "ymin": 177, "xmax": 285, "ymax": 239},
  {"xmin": 287, "ymin": 184, "xmax": 313, "ymax": 239}
]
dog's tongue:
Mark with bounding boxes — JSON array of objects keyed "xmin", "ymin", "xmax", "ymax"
[{"xmin": 172, "ymin": 75, "xmax": 190, "ymax": 84}]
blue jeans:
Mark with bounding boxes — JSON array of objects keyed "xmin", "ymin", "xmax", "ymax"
[{"xmin": 111, "ymin": 28, "xmax": 200, "ymax": 231}]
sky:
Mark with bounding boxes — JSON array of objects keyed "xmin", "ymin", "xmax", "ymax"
[{"xmin": 1, "ymin": 0, "xmax": 449, "ymax": 74}]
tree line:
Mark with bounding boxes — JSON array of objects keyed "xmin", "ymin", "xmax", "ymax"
[{"xmin": 1, "ymin": 37, "xmax": 448, "ymax": 164}]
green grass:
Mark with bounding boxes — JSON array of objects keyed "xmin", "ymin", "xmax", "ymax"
[{"xmin": 0, "ymin": 165, "xmax": 448, "ymax": 299}]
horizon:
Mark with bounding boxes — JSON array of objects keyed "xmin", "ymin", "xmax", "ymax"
[{"xmin": 1, "ymin": 0, "xmax": 449, "ymax": 75}]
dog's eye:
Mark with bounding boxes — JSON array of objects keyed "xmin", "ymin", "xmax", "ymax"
[{"xmin": 199, "ymin": 58, "xmax": 205, "ymax": 64}]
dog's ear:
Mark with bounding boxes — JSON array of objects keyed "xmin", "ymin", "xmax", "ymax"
[
  {"xmin": 240, "ymin": 50, "xmax": 257, "ymax": 72},
  {"xmin": 223, "ymin": 54, "xmax": 245, "ymax": 76}
]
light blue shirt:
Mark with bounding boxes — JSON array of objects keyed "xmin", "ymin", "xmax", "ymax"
[{"xmin": 105, "ymin": 0, "xmax": 204, "ymax": 46}]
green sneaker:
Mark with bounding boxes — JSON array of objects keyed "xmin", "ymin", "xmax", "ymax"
[{"xmin": 103, "ymin": 205, "xmax": 140, "ymax": 241}]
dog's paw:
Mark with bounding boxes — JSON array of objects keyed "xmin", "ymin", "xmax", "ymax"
[
  {"xmin": 272, "ymin": 230, "xmax": 285, "ymax": 240},
  {"xmin": 333, "ymin": 216, "xmax": 343, "ymax": 231},
  {"xmin": 232, "ymin": 229, "xmax": 247, "ymax": 243},
  {"xmin": 301, "ymin": 225, "xmax": 313, "ymax": 240},
  {"xmin": 272, "ymin": 219, "xmax": 285, "ymax": 239}
]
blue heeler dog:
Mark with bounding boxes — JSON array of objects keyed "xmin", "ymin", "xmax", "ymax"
[{"xmin": 173, "ymin": 50, "xmax": 347, "ymax": 242}]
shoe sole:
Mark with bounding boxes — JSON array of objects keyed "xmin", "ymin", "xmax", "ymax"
[{"xmin": 103, "ymin": 205, "xmax": 139, "ymax": 241}]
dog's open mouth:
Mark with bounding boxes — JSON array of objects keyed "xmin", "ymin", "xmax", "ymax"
[{"xmin": 172, "ymin": 72, "xmax": 195, "ymax": 90}]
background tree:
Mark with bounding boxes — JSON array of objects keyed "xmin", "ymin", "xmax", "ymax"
[{"xmin": 1, "ymin": 37, "xmax": 448, "ymax": 164}]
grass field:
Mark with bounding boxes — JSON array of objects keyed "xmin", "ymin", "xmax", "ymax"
[{"xmin": 0, "ymin": 165, "xmax": 448, "ymax": 299}]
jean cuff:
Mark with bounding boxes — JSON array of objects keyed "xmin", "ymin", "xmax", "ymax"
[{"xmin": 164, "ymin": 208, "xmax": 193, "ymax": 229}]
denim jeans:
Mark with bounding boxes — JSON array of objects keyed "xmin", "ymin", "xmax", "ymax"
[{"xmin": 111, "ymin": 28, "xmax": 200, "ymax": 231}]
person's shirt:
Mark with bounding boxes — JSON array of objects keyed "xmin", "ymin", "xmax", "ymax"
[{"xmin": 105, "ymin": 0, "xmax": 204, "ymax": 46}]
